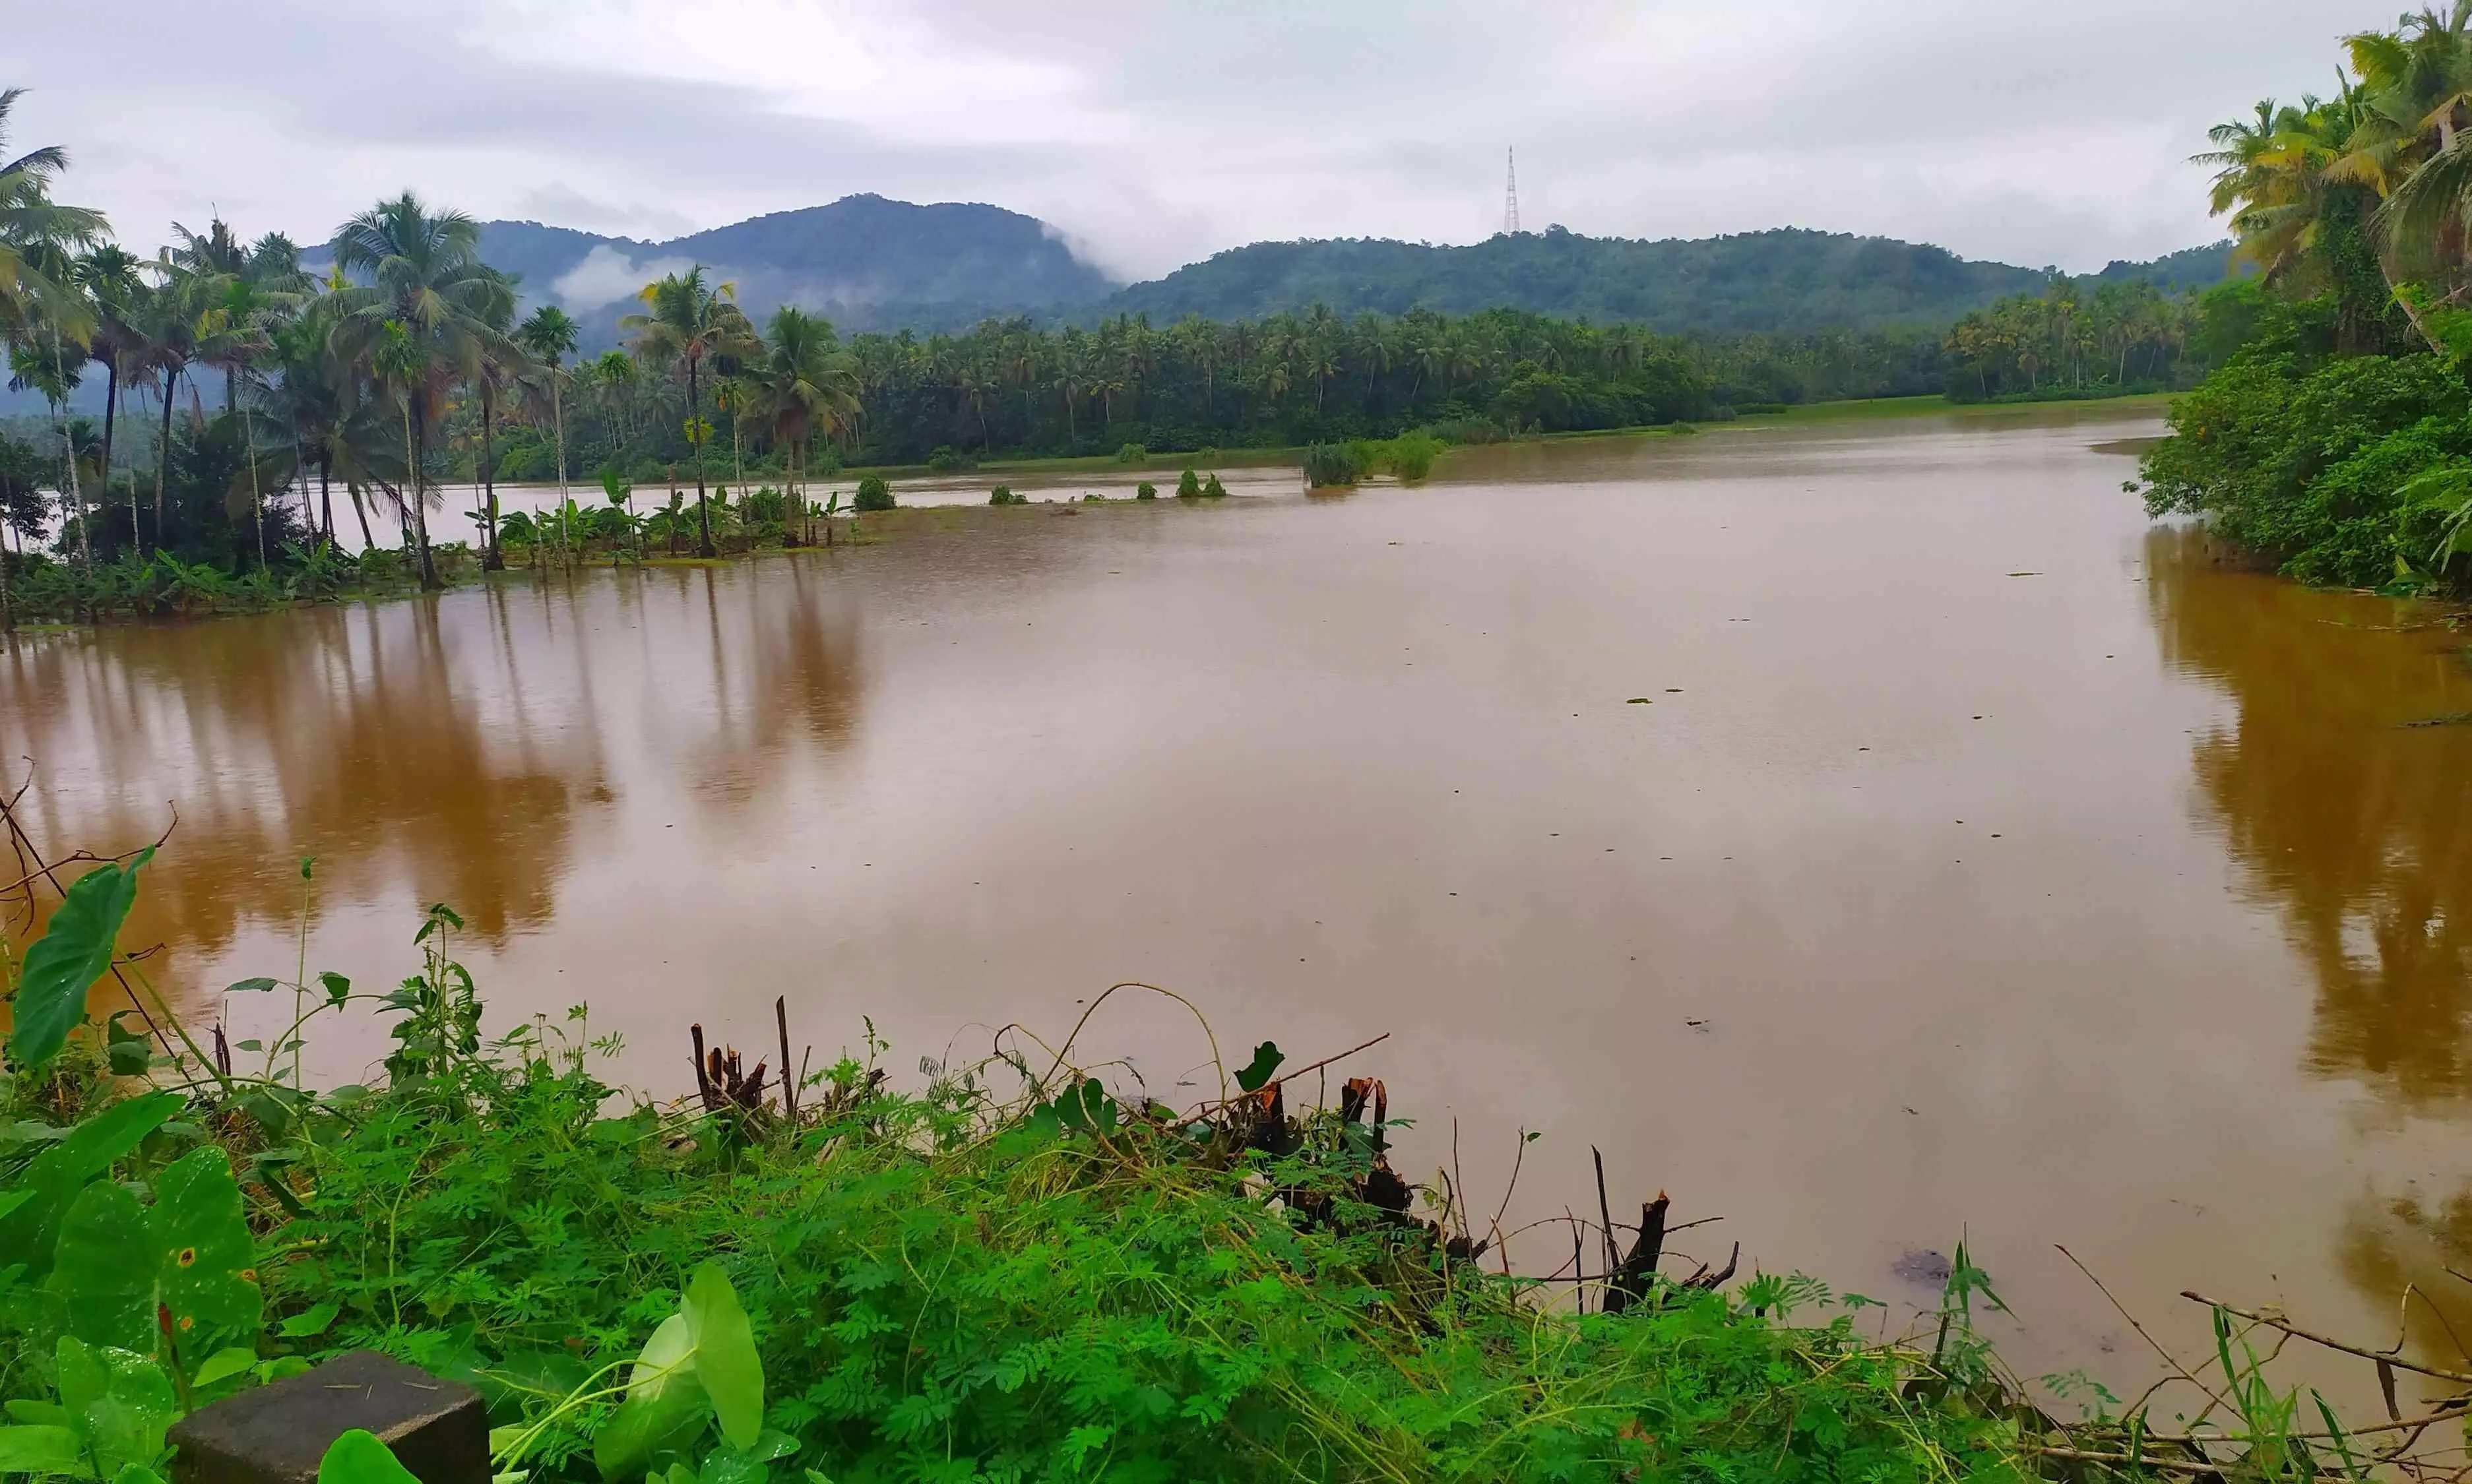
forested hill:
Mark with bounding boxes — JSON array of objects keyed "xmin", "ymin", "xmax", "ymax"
[
  {"xmin": 1099, "ymin": 228, "xmax": 2234, "ymax": 334},
  {"xmin": 466, "ymin": 195, "xmax": 1117, "ymax": 345}
]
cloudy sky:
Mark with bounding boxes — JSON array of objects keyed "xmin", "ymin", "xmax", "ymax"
[{"xmin": 10, "ymin": 0, "xmax": 2392, "ymax": 284}]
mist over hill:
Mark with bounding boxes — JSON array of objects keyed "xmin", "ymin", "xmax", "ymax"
[{"xmin": 468, "ymin": 193, "xmax": 1117, "ymax": 350}]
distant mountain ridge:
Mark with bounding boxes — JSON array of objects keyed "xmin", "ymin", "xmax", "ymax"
[
  {"xmin": 1097, "ymin": 228, "xmax": 2238, "ymax": 334},
  {"xmin": 462, "ymin": 194, "xmax": 1117, "ymax": 349},
  {"xmin": 7, "ymin": 201, "xmax": 2234, "ymax": 414}
]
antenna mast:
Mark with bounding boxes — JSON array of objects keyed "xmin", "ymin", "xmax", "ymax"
[{"xmin": 1503, "ymin": 147, "xmax": 1521, "ymax": 235}]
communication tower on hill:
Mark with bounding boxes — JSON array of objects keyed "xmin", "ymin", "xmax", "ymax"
[{"xmin": 1504, "ymin": 147, "xmax": 1521, "ymax": 235}]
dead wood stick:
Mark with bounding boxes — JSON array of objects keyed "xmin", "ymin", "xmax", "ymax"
[
  {"xmin": 2184, "ymin": 1293, "xmax": 2472, "ymax": 1385},
  {"xmin": 776, "ymin": 996, "xmax": 796, "ymax": 1124}
]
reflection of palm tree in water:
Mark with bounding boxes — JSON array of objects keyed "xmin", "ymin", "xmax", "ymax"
[
  {"xmin": 689, "ymin": 555, "xmax": 864, "ymax": 815},
  {"xmin": 0, "ymin": 593, "xmax": 604, "ymax": 1019},
  {"xmin": 2145, "ymin": 526, "xmax": 2472, "ymax": 1105},
  {"xmin": 2148, "ymin": 525, "xmax": 2472, "ymax": 1372}
]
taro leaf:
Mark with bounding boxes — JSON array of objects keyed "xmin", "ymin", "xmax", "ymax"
[
  {"xmin": 191, "ymin": 1347, "xmax": 256, "ymax": 1388},
  {"xmin": 52, "ymin": 1147, "xmax": 261, "ymax": 1355},
  {"xmin": 683, "ymin": 1263, "xmax": 763, "ymax": 1450},
  {"xmin": 3, "ymin": 1401, "xmax": 67, "ymax": 1426},
  {"xmin": 56, "ymin": 1338, "xmax": 174, "ymax": 1479},
  {"xmin": 12, "ymin": 850, "xmax": 153, "ymax": 1072},
  {"xmin": 0, "ymin": 1092, "xmax": 179, "ymax": 1283},
  {"xmin": 0, "ymin": 1425, "xmax": 87, "ymax": 1475},
  {"xmin": 317, "ymin": 1430, "xmax": 421, "ymax": 1484},
  {"xmin": 593, "ymin": 1313, "xmax": 709, "ymax": 1481},
  {"xmin": 1234, "ymin": 1041, "xmax": 1284, "ymax": 1094},
  {"xmin": 103, "ymin": 1016, "xmax": 150, "ymax": 1078}
]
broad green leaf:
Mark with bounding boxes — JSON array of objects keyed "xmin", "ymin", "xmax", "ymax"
[
  {"xmin": 113, "ymin": 1464, "xmax": 168, "ymax": 1484},
  {"xmin": 593, "ymin": 1314, "xmax": 708, "ymax": 1481},
  {"xmin": 1234, "ymin": 1040, "xmax": 1284, "ymax": 1093},
  {"xmin": 52, "ymin": 1148, "xmax": 261, "ymax": 1355},
  {"xmin": 683, "ymin": 1264, "xmax": 762, "ymax": 1450},
  {"xmin": 191, "ymin": 1347, "xmax": 256, "ymax": 1388},
  {"xmin": 103, "ymin": 1016, "xmax": 150, "ymax": 1078},
  {"xmin": 11, "ymin": 850, "xmax": 152, "ymax": 1070},
  {"xmin": 317, "ymin": 1431, "xmax": 421, "ymax": 1484},
  {"xmin": 55, "ymin": 1338, "xmax": 173, "ymax": 1479},
  {"xmin": 223, "ymin": 979, "xmax": 278, "ymax": 995},
  {"xmin": 276, "ymin": 1301, "xmax": 338, "ymax": 1338},
  {"xmin": 0, "ymin": 1091, "xmax": 177, "ymax": 1284},
  {"xmin": 3, "ymin": 1401, "xmax": 67, "ymax": 1427},
  {"xmin": 49, "ymin": 1183, "xmax": 152, "ymax": 1352},
  {"xmin": 0, "ymin": 1423, "xmax": 88, "ymax": 1475}
]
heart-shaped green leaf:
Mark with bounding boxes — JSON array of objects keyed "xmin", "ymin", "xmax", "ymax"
[
  {"xmin": 12, "ymin": 850, "xmax": 152, "ymax": 1071},
  {"xmin": 317, "ymin": 1431, "xmax": 420, "ymax": 1484},
  {"xmin": 1234, "ymin": 1041, "xmax": 1284, "ymax": 1094}
]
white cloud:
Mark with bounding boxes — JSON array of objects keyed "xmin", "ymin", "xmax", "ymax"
[
  {"xmin": 552, "ymin": 246, "xmax": 700, "ymax": 310},
  {"xmin": 6, "ymin": 0, "xmax": 2406, "ymax": 282}
]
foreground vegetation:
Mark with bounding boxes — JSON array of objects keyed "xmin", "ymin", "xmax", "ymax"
[
  {"xmin": 2133, "ymin": 8, "xmax": 2472, "ymax": 594},
  {"xmin": 0, "ymin": 795, "xmax": 2463, "ymax": 1481}
]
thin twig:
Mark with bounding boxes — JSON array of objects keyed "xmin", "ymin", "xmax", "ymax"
[{"xmin": 2184, "ymin": 1293, "xmax": 2472, "ymax": 1385}]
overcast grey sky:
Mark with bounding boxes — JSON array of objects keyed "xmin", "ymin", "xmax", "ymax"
[{"xmin": 9, "ymin": 1, "xmax": 2394, "ymax": 283}]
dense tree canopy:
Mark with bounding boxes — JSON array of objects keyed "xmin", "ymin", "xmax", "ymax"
[{"xmin": 2138, "ymin": 1, "xmax": 2472, "ymax": 591}]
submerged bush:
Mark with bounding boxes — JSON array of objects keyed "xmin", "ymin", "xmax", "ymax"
[
  {"xmin": 852, "ymin": 474, "xmax": 896, "ymax": 512},
  {"xmin": 1303, "ymin": 443, "xmax": 1364, "ymax": 488},
  {"xmin": 1177, "ymin": 468, "xmax": 1203, "ymax": 499},
  {"xmin": 988, "ymin": 484, "xmax": 1019, "ymax": 505},
  {"xmin": 1136, "ymin": 480, "xmax": 1158, "ymax": 499}
]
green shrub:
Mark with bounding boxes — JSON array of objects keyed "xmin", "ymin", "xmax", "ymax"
[
  {"xmin": 928, "ymin": 446, "xmax": 971, "ymax": 473},
  {"xmin": 853, "ymin": 475, "xmax": 896, "ymax": 512},
  {"xmin": 2140, "ymin": 348, "xmax": 2472, "ymax": 588},
  {"xmin": 1302, "ymin": 443, "xmax": 1364, "ymax": 488},
  {"xmin": 1116, "ymin": 442, "xmax": 1149, "ymax": 464},
  {"xmin": 1176, "ymin": 468, "xmax": 1202, "ymax": 498},
  {"xmin": 988, "ymin": 485, "xmax": 1017, "ymax": 505},
  {"xmin": 1135, "ymin": 481, "xmax": 1157, "ymax": 499},
  {"xmin": 1203, "ymin": 472, "xmax": 1228, "ymax": 497}
]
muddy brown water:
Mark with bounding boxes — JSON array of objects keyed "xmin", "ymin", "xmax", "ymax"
[{"xmin": 7, "ymin": 405, "xmax": 2471, "ymax": 1407}]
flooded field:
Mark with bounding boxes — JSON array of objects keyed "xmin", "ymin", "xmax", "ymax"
[{"xmin": 7, "ymin": 405, "xmax": 2469, "ymax": 1398}]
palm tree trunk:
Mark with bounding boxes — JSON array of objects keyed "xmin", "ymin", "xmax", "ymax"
[
  {"xmin": 105, "ymin": 365, "xmax": 137, "ymax": 559},
  {"xmin": 348, "ymin": 479, "xmax": 375, "ymax": 554},
  {"xmin": 242, "ymin": 400, "xmax": 267, "ymax": 571},
  {"xmin": 408, "ymin": 398, "xmax": 439, "ymax": 590},
  {"xmin": 156, "ymin": 372, "xmax": 175, "ymax": 551},
  {"xmin": 49, "ymin": 332, "xmax": 90, "ymax": 580},
  {"xmin": 690, "ymin": 357, "xmax": 714, "ymax": 558},
  {"xmin": 319, "ymin": 457, "xmax": 334, "ymax": 544},
  {"xmin": 481, "ymin": 378, "xmax": 503, "ymax": 572},
  {"xmin": 552, "ymin": 375, "xmax": 568, "ymax": 508}
]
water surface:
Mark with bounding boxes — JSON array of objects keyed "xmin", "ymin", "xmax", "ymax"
[{"xmin": 8, "ymin": 406, "xmax": 2471, "ymax": 1399}]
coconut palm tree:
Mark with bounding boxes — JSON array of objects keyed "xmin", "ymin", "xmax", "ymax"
[
  {"xmin": 76, "ymin": 245, "xmax": 143, "ymax": 549},
  {"xmin": 0, "ymin": 88, "xmax": 103, "ymax": 344},
  {"xmin": 329, "ymin": 192, "xmax": 515, "ymax": 589},
  {"xmin": 515, "ymin": 304, "xmax": 579, "ymax": 511},
  {"xmin": 620, "ymin": 266, "xmax": 756, "ymax": 558},
  {"xmin": 750, "ymin": 305, "xmax": 860, "ymax": 544}
]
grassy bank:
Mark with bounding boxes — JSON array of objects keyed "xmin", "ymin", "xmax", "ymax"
[{"xmin": 0, "ymin": 827, "xmax": 2454, "ymax": 1482}]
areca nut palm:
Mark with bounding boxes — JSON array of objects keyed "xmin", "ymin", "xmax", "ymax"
[
  {"xmin": 329, "ymin": 192, "xmax": 515, "ymax": 590},
  {"xmin": 621, "ymin": 266, "xmax": 756, "ymax": 558}
]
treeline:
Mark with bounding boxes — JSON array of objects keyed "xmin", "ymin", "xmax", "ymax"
[
  {"xmin": 2136, "ymin": 11, "xmax": 2472, "ymax": 592},
  {"xmin": 1941, "ymin": 276, "xmax": 2211, "ymax": 400}
]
